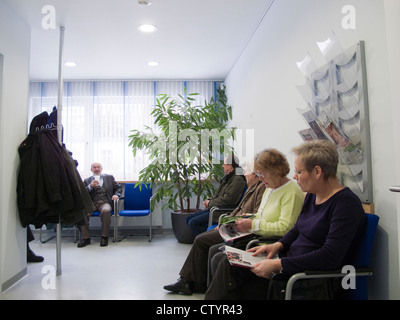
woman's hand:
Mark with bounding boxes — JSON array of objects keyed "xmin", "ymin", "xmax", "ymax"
[
  {"xmin": 247, "ymin": 242, "xmax": 283, "ymax": 279},
  {"xmin": 251, "ymin": 259, "xmax": 282, "ymax": 279},
  {"xmin": 234, "ymin": 218, "xmax": 252, "ymax": 232},
  {"xmin": 247, "ymin": 242, "xmax": 283, "ymax": 259}
]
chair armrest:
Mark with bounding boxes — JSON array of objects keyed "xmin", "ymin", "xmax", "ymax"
[
  {"xmin": 245, "ymin": 239, "xmax": 261, "ymax": 250},
  {"xmin": 150, "ymin": 195, "xmax": 154, "ymax": 211},
  {"xmin": 245, "ymin": 237, "xmax": 281, "ymax": 250},
  {"xmin": 113, "ymin": 198, "xmax": 120, "ymax": 214},
  {"xmin": 218, "ymin": 213, "xmax": 230, "ymax": 225},
  {"xmin": 303, "ymin": 267, "xmax": 373, "ymax": 277},
  {"xmin": 208, "ymin": 206, "xmax": 236, "ymax": 227},
  {"xmin": 274, "ymin": 267, "xmax": 374, "ymax": 300}
]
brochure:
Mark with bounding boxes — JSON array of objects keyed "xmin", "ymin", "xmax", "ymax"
[
  {"xmin": 218, "ymin": 215, "xmax": 255, "ymax": 243},
  {"xmin": 225, "ymin": 245, "xmax": 267, "ymax": 269},
  {"xmin": 317, "ymin": 112, "xmax": 363, "ymax": 166}
]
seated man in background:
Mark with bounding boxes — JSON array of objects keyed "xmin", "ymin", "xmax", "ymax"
[
  {"xmin": 186, "ymin": 154, "xmax": 247, "ymax": 236},
  {"xmin": 77, "ymin": 162, "xmax": 122, "ymax": 247}
]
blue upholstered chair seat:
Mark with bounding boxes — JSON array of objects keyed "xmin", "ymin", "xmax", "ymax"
[
  {"xmin": 118, "ymin": 209, "xmax": 150, "ymax": 217},
  {"xmin": 92, "ymin": 211, "xmax": 114, "ymax": 217}
]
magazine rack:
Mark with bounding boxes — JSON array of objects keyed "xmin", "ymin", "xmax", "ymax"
[{"xmin": 297, "ymin": 40, "xmax": 372, "ymax": 204}]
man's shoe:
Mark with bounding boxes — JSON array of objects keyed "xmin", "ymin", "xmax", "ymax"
[
  {"xmin": 100, "ymin": 237, "xmax": 108, "ymax": 247},
  {"xmin": 163, "ymin": 278, "xmax": 193, "ymax": 295},
  {"xmin": 27, "ymin": 248, "xmax": 44, "ymax": 263},
  {"xmin": 77, "ymin": 238, "xmax": 91, "ymax": 248}
]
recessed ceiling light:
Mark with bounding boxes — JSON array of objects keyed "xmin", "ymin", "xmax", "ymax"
[
  {"xmin": 138, "ymin": 24, "xmax": 157, "ymax": 33},
  {"xmin": 64, "ymin": 61, "xmax": 77, "ymax": 67},
  {"xmin": 147, "ymin": 61, "xmax": 159, "ymax": 67}
]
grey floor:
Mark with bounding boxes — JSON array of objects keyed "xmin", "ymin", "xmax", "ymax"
[{"xmin": 0, "ymin": 230, "xmax": 205, "ymax": 300}]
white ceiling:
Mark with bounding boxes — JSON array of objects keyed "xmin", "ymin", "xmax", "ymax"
[{"xmin": 6, "ymin": 0, "xmax": 274, "ymax": 81}]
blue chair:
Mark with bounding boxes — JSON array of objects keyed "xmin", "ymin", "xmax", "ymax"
[
  {"xmin": 346, "ymin": 212, "xmax": 379, "ymax": 299},
  {"xmin": 114, "ymin": 183, "xmax": 154, "ymax": 242},
  {"xmin": 269, "ymin": 213, "xmax": 379, "ymax": 300}
]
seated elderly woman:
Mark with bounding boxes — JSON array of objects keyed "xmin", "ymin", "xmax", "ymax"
[
  {"xmin": 204, "ymin": 140, "xmax": 366, "ymax": 300},
  {"xmin": 206, "ymin": 147, "xmax": 305, "ymax": 295}
]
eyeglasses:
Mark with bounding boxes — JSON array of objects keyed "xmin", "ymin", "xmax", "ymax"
[{"xmin": 255, "ymin": 172, "xmax": 265, "ymax": 179}]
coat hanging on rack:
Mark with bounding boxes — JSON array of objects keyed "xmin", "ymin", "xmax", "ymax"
[
  {"xmin": 29, "ymin": 107, "xmax": 60, "ymax": 139},
  {"xmin": 17, "ymin": 108, "xmax": 94, "ymax": 228}
]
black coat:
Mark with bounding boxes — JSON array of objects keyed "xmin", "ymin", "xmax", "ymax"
[{"xmin": 17, "ymin": 129, "xmax": 94, "ymax": 228}]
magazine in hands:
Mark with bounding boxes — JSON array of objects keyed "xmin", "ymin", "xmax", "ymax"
[
  {"xmin": 218, "ymin": 215, "xmax": 255, "ymax": 243},
  {"xmin": 225, "ymin": 246, "xmax": 268, "ymax": 269}
]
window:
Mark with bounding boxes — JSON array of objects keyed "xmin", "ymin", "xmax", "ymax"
[{"xmin": 28, "ymin": 80, "xmax": 221, "ymax": 181}]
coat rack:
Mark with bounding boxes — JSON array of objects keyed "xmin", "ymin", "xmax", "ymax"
[{"xmin": 56, "ymin": 26, "xmax": 65, "ymax": 276}]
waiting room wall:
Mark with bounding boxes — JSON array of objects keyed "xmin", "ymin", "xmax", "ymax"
[{"xmin": 0, "ymin": 0, "xmax": 31, "ymax": 293}]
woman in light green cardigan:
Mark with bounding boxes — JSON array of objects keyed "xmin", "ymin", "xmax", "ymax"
[{"xmin": 234, "ymin": 148, "xmax": 304, "ymax": 238}]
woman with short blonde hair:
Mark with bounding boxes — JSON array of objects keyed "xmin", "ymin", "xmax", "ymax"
[{"xmin": 292, "ymin": 140, "xmax": 338, "ymax": 181}]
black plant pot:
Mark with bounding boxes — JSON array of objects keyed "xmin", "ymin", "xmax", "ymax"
[{"xmin": 171, "ymin": 211, "xmax": 196, "ymax": 244}]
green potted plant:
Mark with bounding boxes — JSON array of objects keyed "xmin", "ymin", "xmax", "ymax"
[{"xmin": 128, "ymin": 84, "xmax": 234, "ymax": 243}]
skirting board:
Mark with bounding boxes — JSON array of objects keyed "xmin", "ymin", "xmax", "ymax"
[{"xmin": 1, "ymin": 267, "xmax": 27, "ymax": 293}]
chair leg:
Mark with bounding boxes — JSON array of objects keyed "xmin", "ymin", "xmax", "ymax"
[
  {"xmin": 40, "ymin": 225, "xmax": 56, "ymax": 243},
  {"xmin": 113, "ymin": 213, "xmax": 119, "ymax": 242},
  {"xmin": 113, "ymin": 199, "xmax": 120, "ymax": 242},
  {"xmin": 149, "ymin": 213, "xmax": 152, "ymax": 242}
]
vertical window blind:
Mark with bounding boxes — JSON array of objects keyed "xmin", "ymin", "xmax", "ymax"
[{"xmin": 28, "ymin": 80, "xmax": 221, "ymax": 181}]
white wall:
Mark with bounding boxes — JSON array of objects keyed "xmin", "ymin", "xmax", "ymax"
[
  {"xmin": 384, "ymin": 0, "xmax": 400, "ymax": 300},
  {"xmin": 0, "ymin": 0, "xmax": 31, "ymax": 292},
  {"xmin": 225, "ymin": 0, "xmax": 400, "ymax": 299}
]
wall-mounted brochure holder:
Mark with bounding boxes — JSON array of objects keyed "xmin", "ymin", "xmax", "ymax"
[{"xmin": 296, "ymin": 39, "xmax": 372, "ymax": 204}]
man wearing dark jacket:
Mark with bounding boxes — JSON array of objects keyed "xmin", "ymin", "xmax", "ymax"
[
  {"xmin": 186, "ymin": 155, "xmax": 246, "ymax": 236},
  {"xmin": 77, "ymin": 163, "xmax": 122, "ymax": 247}
]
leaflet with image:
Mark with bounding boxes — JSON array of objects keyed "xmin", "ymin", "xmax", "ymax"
[
  {"xmin": 317, "ymin": 112, "xmax": 363, "ymax": 166},
  {"xmin": 225, "ymin": 245, "xmax": 267, "ymax": 269},
  {"xmin": 218, "ymin": 215, "xmax": 254, "ymax": 242},
  {"xmin": 298, "ymin": 128, "xmax": 317, "ymax": 141}
]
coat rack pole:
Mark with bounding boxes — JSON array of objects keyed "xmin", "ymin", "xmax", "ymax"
[{"xmin": 56, "ymin": 26, "xmax": 65, "ymax": 276}]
